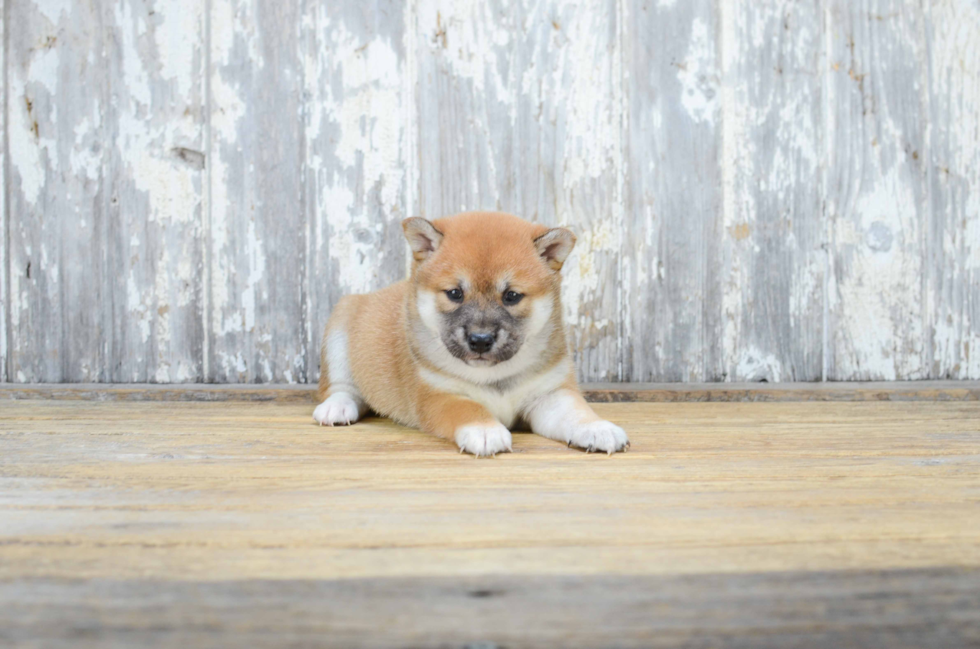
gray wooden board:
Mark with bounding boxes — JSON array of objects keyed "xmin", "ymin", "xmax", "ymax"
[
  {"xmin": 303, "ymin": 0, "xmax": 410, "ymax": 384},
  {"xmin": 1, "ymin": 1, "xmax": 979, "ymax": 384},
  {"xmin": 624, "ymin": 0, "xmax": 723, "ymax": 383},
  {"xmin": 0, "ymin": 0, "xmax": 6, "ymax": 383},
  {"xmin": 719, "ymin": 0, "xmax": 825, "ymax": 382},
  {"xmin": 415, "ymin": 0, "xmax": 623, "ymax": 381},
  {"xmin": 209, "ymin": 0, "xmax": 306, "ymax": 382},
  {"xmin": 2, "ymin": 380, "xmax": 979, "ymax": 402},
  {"xmin": 826, "ymin": 1, "xmax": 931, "ymax": 381},
  {"xmin": 1, "ymin": 570, "xmax": 978, "ymax": 648},
  {"xmin": 104, "ymin": 0, "xmax": 207, "ymax": 382},
  {"xmin": 6, "ymin": 1, "xmax": 107, "ymax": 382},
  {"xmin": 925, "ymin": 1, "xmax": 980, "ymax": 380}
]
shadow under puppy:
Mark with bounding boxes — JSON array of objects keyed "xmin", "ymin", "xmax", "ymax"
[{"xmin": 314, "ymin": 211, "xmax": 629, "ymax": 456}]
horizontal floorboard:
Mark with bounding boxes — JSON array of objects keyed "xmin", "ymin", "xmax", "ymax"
[
  {"xmin": 2, "ymin": 399, "xmax": 979, "ymax": 647},
  {"xmin": 2, "ymin": 570, "xmax": 978, "ymax": 649},
  {"xmin": 1, "ymin": 380, "xmax": 979, "ymax": 402}
]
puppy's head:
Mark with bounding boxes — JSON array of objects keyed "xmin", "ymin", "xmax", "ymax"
[{"xmin": 403, "ymin": 212, "xmax": 575, "ymax": 368}]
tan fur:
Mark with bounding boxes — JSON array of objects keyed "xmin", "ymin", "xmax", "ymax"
[{"xmin": 314, "ymin": 211, "xmax": 629, "ymax": 455}]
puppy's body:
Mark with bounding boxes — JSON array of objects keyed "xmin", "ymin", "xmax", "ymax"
[{"xmin": 314, "ymin": 211, "xmax": 628, "ymax": 456}]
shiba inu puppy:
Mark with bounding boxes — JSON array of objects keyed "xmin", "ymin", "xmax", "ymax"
[{"xmin": 313, "ymin": 211, "xmax": 629, "ymax": 456}]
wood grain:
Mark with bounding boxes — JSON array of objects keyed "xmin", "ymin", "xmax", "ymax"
[
  {"xmin": 415, "ymin": 0, "xmax": 624, "ymax": 381},
  {"xmin": 925, "ymin": 0, "xmax": 980, "ymax": 379},
  {"xmin": 719, "ymin": 0, "xmax": 825, "ymax": 382},
  {"xmin": 624, "ymin": 0, "xmax": 722, "ymax": 383},
  {"xmin": 0, "ymin": 0, "xmax": 6, "ymax": 384},
  {"xmin": 3, "ymin": 380, "xmax": 980, "ymax": 402},
  {"xmin": 105, "ymin": 0, "xmax": 207, "ymax": 382},
  {"xmin": 7, "ymin": 1, "xmax": 107, "ymax": 382},
  {"xmin": 2, "ymin": 570, "xmax": 978, "ymax": 648},
  {"xmin": 1, "ymin": 1, "xmax": 979, "ymax": 383},
  {"xmin": 303, "ymin": 0, "xmax": 410, "ymax": 384},
  {"xmin": 0, "ymin": 399, "xmax": 978, "ymax": 646},
  {"xmin": 826, "ymin": 1, "xmax": 930, "ymax": 380},
  {"xmin": 208, "ymin": 0, "xmax": 306, "ymax": 382}
]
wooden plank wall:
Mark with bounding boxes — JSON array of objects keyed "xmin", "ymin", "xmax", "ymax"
[{"xmin": 1, "ymin": 0, "xmax": 978, "ymax": 384}]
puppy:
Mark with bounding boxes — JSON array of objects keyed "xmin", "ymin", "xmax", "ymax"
[{"xmin": 313, "ymin": 211, "xmax": 629, "ymax": 456}]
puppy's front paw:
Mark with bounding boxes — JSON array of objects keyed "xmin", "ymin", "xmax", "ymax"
[
  {"xmin": 455, "ymin": 422, "xmax": 513, "ymax": 457},
  {"xmin": 568, "ymin": 420, "xmax": 629, "ymax": 454},
  {"xmin": 313, "ymin": 392, "xmax": 361, "ymax": 426}
]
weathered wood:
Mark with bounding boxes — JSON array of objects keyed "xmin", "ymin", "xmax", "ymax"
[
  {"xmin": 303, "ymin": 0, "xmax": 410, "ymax": 384},
  {"xmin": 0, "ymin": 382, "xmax": 317, "ymax": 402},
  {"xmin": 2, "ymin": 569, "xmax": 978, "ymax": 648},
  {"xmin": 415, "ymin": 0, "xmax": 624, "ymax": 381},
  {"xmin": 719, "ymin": 0, "xmax": 825, "ymax": 381},
  {"xmin": 7, "ymin": 1, "xmax": 107, "ymax": 382},
  {"xmin": 826, "ymin": 2, "xmax": 930, "ymax": 380},
  {"xmin": 624, "ymin": 0, "xmax": 722, "ymax": 382},
  {"xmin": 925, "ymin": 1, "xmax": 980, "ymax": 379},
  {"xmin": 583, "ymin": 379, "xmax": 980, "ymax": 402},
  {"xmin": 105, "ymin": 0, "xmax": 207, "ymax": 382},
  {"xmin": 2, "ymin": 2, "xmax": 979, "ymax": 385},
  {"xmin": 208, "ymin": 0, "xmax": 306, "ymax": 382},
  {"xmin": 1, "ymin": 399, "xmax": 979, "ymax": 646},
  {"xmin": 0, "ymin": 0, "xmax": 6, "ymax": 384},
  {"xmin": 3, "ymin": 380, "xmax": 980, "ymax": 403}
]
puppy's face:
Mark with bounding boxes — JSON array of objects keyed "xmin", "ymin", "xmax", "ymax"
[{"xmin": 403, "ymin": 212, "xmax": 575, "ymax": 368}]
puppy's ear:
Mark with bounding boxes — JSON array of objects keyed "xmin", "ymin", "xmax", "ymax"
[
  {"xmin": 534, "ymin": 227, "xmax": 576, "ymax": 271},
  {"xmin": 402, "ymin": 217, "xmax": 443, "ymax": 261}
]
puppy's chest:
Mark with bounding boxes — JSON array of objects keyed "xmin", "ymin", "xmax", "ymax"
[
  {"xmin": 462, "ymin": 384, "xmax": 527, "ymax": 429},
  {"xmin": 419, "ymin": 369, "xmax": 562, "ymax": 428}
]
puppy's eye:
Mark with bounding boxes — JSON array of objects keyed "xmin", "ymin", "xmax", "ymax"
[
  {"xmin": 502, "ymin": 290, "xmax": 524, "ymax": 306},
  {"xmin": 445, "ymin": 288, "xmax": 464, "ymax": 303}
]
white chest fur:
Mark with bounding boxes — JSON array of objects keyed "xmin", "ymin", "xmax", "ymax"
[{"xmin": 418, "ymin": 359, "xmax": 571, "ymax": 428}]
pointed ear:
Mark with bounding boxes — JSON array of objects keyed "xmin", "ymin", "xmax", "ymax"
[
  {"xmin": 534, "ymin": 227, "xmax": 576, "ymax": 271},
  {"xmin": 402, "ymin": 217, "xmax": 443, "ymax": 261}
]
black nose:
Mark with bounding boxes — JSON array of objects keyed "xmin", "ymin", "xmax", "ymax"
[{"xmin": 467, "ymin": 332, "xmax": 496, "ymax": 354}]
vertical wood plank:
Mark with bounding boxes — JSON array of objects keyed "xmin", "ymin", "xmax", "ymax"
[
  {"xmin": 1, "ymin": 0, "xmax": 7, "ymax": 382},
  {"xmin": 7, "ymin": 0, "xmax": 106, "ymax": 382},
  {"xmin": 718, "ymin": 1, "xmax": 825, "ymax": 381},
  {"xmin": 826, "ymin": 1, "xmax": 930, "ymax": 380},
  {"xmin": 925, "ymin": 0, "xmax": 980, "ymax": 379},
  {"xmin": 415, "ymin": 0, "xmax": 624, "ymax": 381},
  {"xmin": 105, "ymin": 0, "xmax": 207, "ymax": 382},
  {"xmin": 209, "ymin": 0, "xmax": 306, "ymax": 382},
  {"xmin": 303, "ymin": 0, "xmax": 409, "ymax": 384},
  {"xmin": 624, "ymin": 0, "xmax": 723, "ymax": 382}
]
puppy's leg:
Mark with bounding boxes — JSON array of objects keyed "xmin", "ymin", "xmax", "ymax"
[
  {"xmin": 525, "ymin": 388, "xmax": 629, "ymax": 454},
  {"xmin": 313, "ymin": 326, "xmax": 369, "ymax": 426},
  {"xmin": 418, "ymin": 389, "xmax": 512, "ymax": 457}
]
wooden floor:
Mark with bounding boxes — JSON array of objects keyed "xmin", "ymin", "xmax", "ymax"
[{"xmin": 1, "ymin": 396, "xmax": 979, "ymax": 647}]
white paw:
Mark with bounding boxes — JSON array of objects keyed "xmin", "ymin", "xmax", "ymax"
[
  {"xmin": 455, "ymin": 422, "xmax": 513, "ymax": 457},
  {"xmin": 567, "ymin": 420, "xmax": 629, "ymax": 454},
  {"xmin": 313, "ymin": 392, "xmax": 361, "ymax": 426}
]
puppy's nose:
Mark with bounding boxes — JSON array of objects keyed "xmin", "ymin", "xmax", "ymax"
[{"xmin": 467, "ymin": 332, "xmax": 496, "ymax": 354}]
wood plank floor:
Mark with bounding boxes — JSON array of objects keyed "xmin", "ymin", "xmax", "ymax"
[{"xmin": 1, "ymin": 398, "xmax": 979, "ymax": 647}]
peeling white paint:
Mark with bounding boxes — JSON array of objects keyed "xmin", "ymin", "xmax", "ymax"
[
  {"xmin": 240, "ymin": 218, "xmax": 266, "ymax": 333},
  {"xmin": 0, "ymin": 2, "xmax": 5, "ymax": 382},
  {"xmin": 679, "ymin": 18, "xmax": 718, "ymax": 125},
  {"xmin": 35, "ymin": 0, "xmax": 74, "ymax": 24},
  {"xmin": 736, "ymin": 348, "xmax": 783, "ymax": 383},
  {"xmin": 562, "ymin": 220, "xmax": 616, "ymax": 330},
  {"xmin": 9, "ymin": 73, "xmax": 48, "ymax": 207},
  {"xmin": 317, "ymin": 15, "xmax": 406, "ymax": 295},
  {"xmin": 154, "ymin": 0, "xmax": 201, "ymax": 101},
  {"xmin": 5, "ymin": 0, "xmax": 979, "ymax": 384}
]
